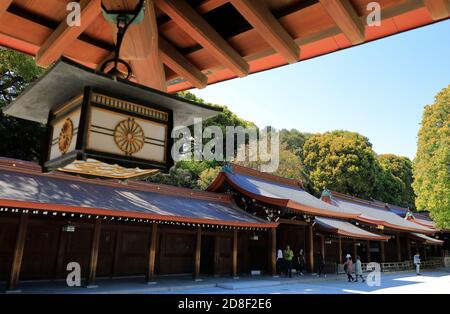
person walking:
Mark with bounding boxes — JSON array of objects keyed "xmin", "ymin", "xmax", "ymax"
[
  {"xmin": 344, "ymin": 254, "xmax": 355, "ymax": 282},
  {"xmin": 317, "ymin": 252, "xmax": 326, "ymax": 277},
  {"xmin": 413, "ymin": 252, "xmax": 421, "ymax": 275},
  {"xmin": 354, "ymin": 256, "xmax": 365, "ymax": 282},
  {"xmin": 297, "ymin": 249, "xmax": 306, "ymax": 276},
  {"xmin": 276, "ymin": 248, "xmax": 284, "ymax": 276},
  {"xmin": 284, "ymin": 245, "xmax": 294, "ymax": 278}
]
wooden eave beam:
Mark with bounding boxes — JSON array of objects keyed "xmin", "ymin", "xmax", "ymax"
[
  {"xmin": 155, "ymin": 0, "xmax": 249, "ymax": 77},
  {"xmin": 319, "ymin": 0, "xmax": 365, "ymax": 44},
  {"xmin": 108, "ymin": 0, "xmax": 167, "ymax": 91},
  {"xmin": 36, "ymin": 0, "xmax": 102, "ymax": 67},
  {"xmin": 158, "ymin": 0, "xmax": 229, "ymax": 33},
  {"xmin": 129, "ymin": 0, "xmax": 166, "ymax": 91},
  {"xmin": 0, "ymin": 0, "xmax": 12, "ymax": 19},
  {"xmin": 423, "ymin": 0, "xmax": 450, "ymax": 20},
  {"xmin": 159, "ymin": 37, "xmax": 208, "ymax": 89},
  {"xmin": 108, "ymin": 0, "xmax": 156, "ymax": 60},
  {"xmin": 230, "ymin": 0, "xmax": 300, "ymax": 64}
]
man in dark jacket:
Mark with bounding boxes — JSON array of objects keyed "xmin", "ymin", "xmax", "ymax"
[{"xmin": 317, "ymin": 252, "xmax": 325, "ymax": 277}]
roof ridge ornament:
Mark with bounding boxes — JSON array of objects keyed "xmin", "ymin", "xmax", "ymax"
[
  {"xmin": 405, "ymin": 209, "xmax": 415, "ymax": 220},
  {"xmin": 221, "ymin": 163, "xmax": 234, "ymax": 174}
]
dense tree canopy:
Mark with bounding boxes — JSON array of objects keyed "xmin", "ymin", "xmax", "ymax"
[
  {"xmin": 0, "ymin": 49, "xmax": 44, "ymax": 161},
  {"xmin": 413, "ymin": 85, "xmax": 450, "ymax": 228},
  {"xmin": 378, "ymin": 154, "xmax": 415, "ymax": 208},
  {"xmin": 303, "ymin": 130, "xmax": 379, "ymax": 198},
  {"xmin": 279, "ymin": 128, "xmax": 312, "ymax": 159},
  {"xmin": 371, "ymin": 162, "xmax": 404, "ymax": 206}
]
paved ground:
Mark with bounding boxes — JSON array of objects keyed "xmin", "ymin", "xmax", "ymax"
[
  {"xmin": 152, "ymin": 270, "xmax": 450, "ymax": 294},
  {"xmin": 3, "ymin": 269, "xmax": 450, "ymax": 294}
]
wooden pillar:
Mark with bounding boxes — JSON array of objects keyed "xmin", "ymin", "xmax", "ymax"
[
  {"xmin": 380, "ymin": 241, "xmax": 386, "ymax": 263},
  {"xmin": 146, "ymin": 223, "xmax": 158, "ymax": 283},
  {"xmin": 6, "ymin": 214, "xmax": 29, "ymax": 292},
  {"xmin": 353, "ymin": 240, "xmax": 357, "ymax": 259},
  {"xmin": 338, "ymin": 236, "xmax": 342, "ymax": 263},
  {"xmin": 366, "ymin": 240, "xmax": 371, "ymax": 262},
  {"xmin": 406, "ymin": 237, "xmax": 412, "ymax": 260},
  {"xmin": 213, "ymin": 236, "xmax": 220, "ymax": 276},
  {"xmin": 232, "ymin": 229, "xmax": 238, "ymax": 278},
  {"xmin": 424, "ymin": 245, "xmax": 428, "ymax": 260},
  {"xmin": 306, "ymin": 224, "xmax": 314, "ymax": 272},
  {"xmin": 86, "ymin": 219, "xmax": 101, "ymax": 288},
  {"xmin": 320, "ymin": 235, "xmax": 325, "ymax": 259},
  {"xmin": 269, "ymin": 228, "xmax": 276, "ymax": 276},
  {"xmin": 396, "ymin": 233, "xmax": 402, "ymax": 262},
  {"xmin": 194, "ymin": 226, "xmax": 201, "ymax": 279},
  {"xmin": 112, "ymin": 227, "xmax": 123, "ymax": 276}
]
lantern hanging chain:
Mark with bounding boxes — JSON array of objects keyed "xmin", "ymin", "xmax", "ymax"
[{"xmin": 100, "ymin": 1, "xmax": 146, "ymax": 80}]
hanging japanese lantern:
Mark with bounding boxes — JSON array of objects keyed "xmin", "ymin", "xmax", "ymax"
[{"xmin": 4, "ymin": 58, "xmax": 221, "ymax": 179}]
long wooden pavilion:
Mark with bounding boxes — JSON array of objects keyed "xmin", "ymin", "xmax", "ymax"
[
  {"xmin": 0, "ymin": 158, "xmax": 277, "ymax": 292},
  {"xmin": 208, "ymin": 164, "xmax": 444, "ymax": 272},
  {"xmin": 0, "ymin": 0, "xmax": 449, "ymax": 93}
]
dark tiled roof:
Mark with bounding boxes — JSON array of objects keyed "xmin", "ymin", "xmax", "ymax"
[
  {"xmin": 410, "ymin": 233, "xmax": 444, "ymax": 245},
  {"xmin": 327, "ymin": 191, "xmax": 434, "ymax": 233},
  {"xmin": 315, "ymin": 217, "xmax": 390, "ymax": 241},
  {"xmin": 0, "ymin": 158, "xmax": 275, "ymax": 228},
  {"xmin": 208, "ymin": 164, "xmax": 360, "ymax": 219}
]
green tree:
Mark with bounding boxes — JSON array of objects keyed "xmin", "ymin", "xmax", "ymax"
[
  {"xmin": 146, "ymin": 164, "xmax": 197, "ymax": 189},
  {"xmin": 197, "ymin": 167, "xmax": 221, "ymax": 190},
  {"xmin": 236, "ymin": 143, "xmax": 313, "ymax": 191},
  {"xmin": 372, "ymin": 162, "xmax": 404, "ymax": 206},
  {"xmin": 378, "ymin": 154, "xmax": 415, "ymax": 208},
  {"xmin": 413, "ymin": 85, "xmax": 450, "ymax": 228},
  {"xmin": 0, "ymin": 49, "xmax": 44, "ymax": 161},
  {"xmin": 279, "ymin": 128, "xmax": 312, "ymax": 159},
  {"xmin": 149, "ymin": 91, "xmax": 258, "ymax": 188},
  {"xmin": 303, "ymin": 130, "xmax": 379, "ymax": 198}
]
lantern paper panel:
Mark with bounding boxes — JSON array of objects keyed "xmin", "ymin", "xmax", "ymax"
[{"xmin": 44, "ymin": 87, "xmax": 172, "ymax": 178}]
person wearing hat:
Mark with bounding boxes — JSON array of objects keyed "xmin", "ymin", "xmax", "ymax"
[{"xmin": 344, "ymin": 254, "xmax": 355, "ymax": 282}]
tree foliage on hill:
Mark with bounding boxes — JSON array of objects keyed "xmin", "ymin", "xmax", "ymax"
[
  {"xmin": 0, "ymin": 49, "xmax": 44, "ymax": 161},
  {"xmin": 279, "ymin": 128, "xmax": 312, "ymax": 160},
  {"xmin": 378, "ymin": 154, "xmax": 415, "ymax": 209},
  {"xmin": 236, "ymin": 143, "xmax": 312, "ymax": 191},
  {"xmin": 413, "ymin": 85, "xmax": 450, "ymax": 228},
  {"xmin": 303, "ymin": 130, "xmax": 379, "ymax": 198}
]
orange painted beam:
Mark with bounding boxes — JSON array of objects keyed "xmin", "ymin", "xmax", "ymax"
[
  {"xmin": 155, "ymin": 0, "xmax": 249, "ymax": 77},
  {"xmin": 319, "ymin": 0, "xmax": 365, "ymax": 44},
  {"xmin": 0, "ymin": 0, "xmax": 12, "ymax": 19},
  {"xmin": 127, "ymin": 0, "xmax": 166, "ymax": 91},
  {"xmin": 108, "ymin": 0, "xmax": 157, "ymax": 60},
  {"xmin": 230, "ymin": 0, "xmax": 300, "ymax": 64},
  {"xmin": 423, "ymin": 0, "xmax": 450, "ymax": 20},
  {"xmin": 159, "ymin": 37, "xmax": 208, "ymax": 89},
  {"xmin": 36, "ymin": 0, "xmax": 102, "ymax": 67}
]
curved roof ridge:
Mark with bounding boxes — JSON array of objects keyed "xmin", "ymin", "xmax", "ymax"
[
  {"xmin": 329, "ymin": 190, "xmax": 387, "ymax": 210},
  {"xmin": 0, "ymin": 157, "xmax": 232, "ymax": 203},
  {"xmin": 209, "ymin": 169, "xmax": 361, "ymax": 219},
  {"xmin": 229, "ymin": 163, "xmax": 304, "ymax": 189}
]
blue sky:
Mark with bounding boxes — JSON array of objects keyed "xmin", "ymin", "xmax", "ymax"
[{"xmin": 192, "ymin": 20, "xmax": 450, "ymax": 160}]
